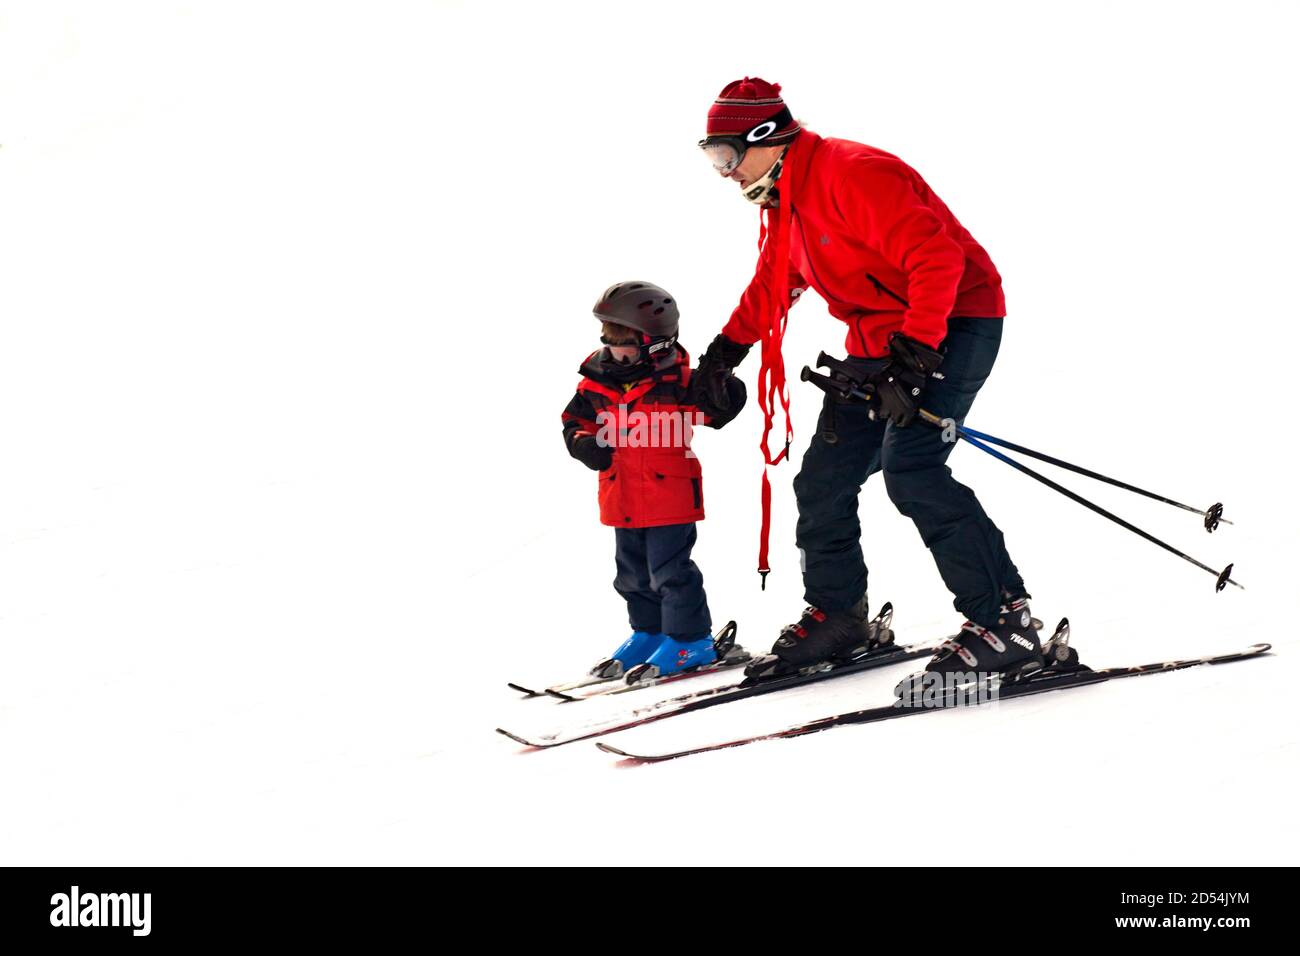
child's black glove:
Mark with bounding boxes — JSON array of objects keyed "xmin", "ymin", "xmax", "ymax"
[
  {"xmin": 689, "ymin": 333, "xmax": 751, "ymax": 425},
  {"xmin": 567, "ymin": 432, "xmax": 614, "ymax": 471},
  {"xmin": 702, "ymin": 374, "xmax": 747, "ymax": 429}
]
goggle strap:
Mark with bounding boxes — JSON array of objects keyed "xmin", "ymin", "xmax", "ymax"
[{"xmin": 699, "ymin": 105, "xmax": 795, "ymax": 149}]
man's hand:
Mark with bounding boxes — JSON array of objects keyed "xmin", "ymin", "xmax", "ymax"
[
  {"xmin": 690, "ymin": 333, "xmax": 752, "ymax": 426},
  {"xmin": 567, "ymin": 432, "xmax": 614, "ymax": 471},
  {"xmin": 871, "ymin": 332, "xmax": 944, "ymax": 427}
]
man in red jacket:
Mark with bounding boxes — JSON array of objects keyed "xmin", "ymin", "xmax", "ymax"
[{"xmin": 691, "ymin": 77, "xmax": 1036, "ymax": 682}]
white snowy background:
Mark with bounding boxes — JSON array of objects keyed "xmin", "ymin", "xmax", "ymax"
[{"xmin": 2, "ymin": 0, "xmax": 1297, "ymax": 865}]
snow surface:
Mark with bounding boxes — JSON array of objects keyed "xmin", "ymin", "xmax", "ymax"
[{"xmin": 2, "ymin": 1, "xmax": 1298, "ymax": 865}]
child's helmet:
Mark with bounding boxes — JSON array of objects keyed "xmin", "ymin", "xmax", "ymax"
[{"xmin": 593, "ymin": 282, "xmax": 679, "ymax": 339}]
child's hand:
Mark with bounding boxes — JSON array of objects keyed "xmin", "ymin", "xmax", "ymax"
[
  {"xmin": 701, "ymin": 374, "xmax": 747, "ymax": 429},
  {"xmin": 690, "ymin": 333, "xmax": 751, "ymax": 423},
  {"xmin": 568, "ymin": 432, "xmax": 614, "ymax": 471}
]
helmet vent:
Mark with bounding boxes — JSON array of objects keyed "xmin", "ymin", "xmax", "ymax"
[
  {"xmin": 638, "ymin": 299, "xmax": 654, "ymax": 309},
  {"xmin": 653, "ymin": 307, "xmax": 665, "ymax": 315}
]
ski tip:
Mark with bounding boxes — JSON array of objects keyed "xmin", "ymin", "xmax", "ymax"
[
  {"xmin": 544, "ymin": 689, "xmax": 578, "ymax": 702},
  {"xmin": 506, "ymin": 683, "xmax": 539, "ymax": 696},
  {"xmin": 495, "ymin": 728, "xmax": 536, "ymax": 747},
  {"xmin": 597, "ymin": 742, "xmax": 666, "ymax": 763},
  {"xmin": 1249, "ymin": 643, "xmax": 1272, "ymax": 654}
]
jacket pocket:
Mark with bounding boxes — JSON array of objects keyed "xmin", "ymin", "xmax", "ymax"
[
  {"xmin": 650, "ymin": 455, "xmax": 703, "ymax": 479},
  {"xmin": 865, "ymin": 272, "xmax": 910, "ymax": 307},
  {"xmin": 597, "ymin": 470, "xmax": 622, "ymax": 524},
  {"xmin": 644, "ymin": 455, "xmax": 703, "ymax": 523}
]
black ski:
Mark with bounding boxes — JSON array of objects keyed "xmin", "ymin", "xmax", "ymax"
[
  {"xmin": 596, "ymin": 636, "xmax": 1272, "ymax": 763},
  {"xmin": 496, "ymin": 604, "xmax": 937, "ymax": 749}
]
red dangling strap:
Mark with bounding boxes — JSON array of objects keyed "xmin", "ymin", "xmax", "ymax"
[
  {"xmin": 754, "ymin": 176, "xmax": 795, "ymax": 587},
  {"xmin": 758, "ymin": 469, "xmax": 773, "ymax": 589}
]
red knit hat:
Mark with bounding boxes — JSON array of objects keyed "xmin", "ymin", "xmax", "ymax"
[{"xmin": 705, "ymin": 77, "xmax": 801, "ymax": 144}]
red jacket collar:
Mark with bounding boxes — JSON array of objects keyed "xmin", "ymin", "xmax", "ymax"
[
  {"xmin": 779, "ymin": 128, "xmax": 822, "ymax": 208},
  {"xmin": 578, "ymin": 347, "xmax": 692, "ymax": 402}
]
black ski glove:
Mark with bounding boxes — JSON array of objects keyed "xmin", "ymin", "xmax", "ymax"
[
  {"xmin": 566, "ymin": 432, "xmax": 614, "ymax": 471},
  {"xmin": 871, "ymin": 332, "xmax": 944, "ymax": 428},
  {"xmin": 702, "ymin": 375, "xmax": 747, "ymax": 429},
  {"xmin": 690, "ymin": 333, "xmax": 752, "ymax": 426}
]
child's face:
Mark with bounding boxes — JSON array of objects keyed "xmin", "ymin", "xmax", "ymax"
[
  {"xmin": 606, "ymin": 343, "xmax": 641, "ymax": 364},
  {"xmin": 601, "ymin": 323, "xmax": 641, "ymax": 365}
]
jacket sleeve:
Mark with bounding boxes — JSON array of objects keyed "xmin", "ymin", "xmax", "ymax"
[
  {"xmin": 720, "ymin": 230, "xmax": 808, "ymax": 346},
  {"xmin": 835, "ymin": 163, "xmax": 966, "ymax": 349},
  {"xmin": 561, "ymin": 389, "xmax": 599, "ymax": 455}
]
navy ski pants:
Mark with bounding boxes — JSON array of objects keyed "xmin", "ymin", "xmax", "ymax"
[
  {"xmin": 613, "ymin": 523, "xmax": 712, "ymax": 638},
  {"xmin": 793, "ymin": 316, "xmax": 1025, "ymax": 628}
]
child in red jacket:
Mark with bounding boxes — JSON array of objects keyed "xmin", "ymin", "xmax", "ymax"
[{"xmin": 562, "ymin": 281, "xmax": 745, "ymax": 681}]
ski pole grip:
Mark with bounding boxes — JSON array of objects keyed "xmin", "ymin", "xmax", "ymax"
[{"xmin": 801, "ymin": 366, "xmax": 836, "ymax": 393}]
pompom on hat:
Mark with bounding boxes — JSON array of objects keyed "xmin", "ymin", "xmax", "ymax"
[{"xmin": 705, "ymin": 77, "xmax": 801, "ymax": 144}]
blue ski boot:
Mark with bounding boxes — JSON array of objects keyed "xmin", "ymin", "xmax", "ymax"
[
  {"xmin": 623, "ymin": 632, "xmax": 716, "ymax": 683},
  {"xmin": 590, "ymin": 630, "xmax": 662, "ymax": 679},
  {"xmin": 623, "ymin": 621, "xmax": 747, "ymax": 684}
]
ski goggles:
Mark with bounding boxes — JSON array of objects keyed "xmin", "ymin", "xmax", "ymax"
[
  {"xmin": 603, "ymin": 341, "xmax": 643, "ymax": 364},
  {"xmin": 601, "ymin": 333, "xmax": 677, "ymax": 365},
  {"xmin": 698, "ymin": 106, "xmax": 794, "ymax": 175}
]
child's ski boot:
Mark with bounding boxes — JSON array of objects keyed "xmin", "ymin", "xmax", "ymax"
[
  {"xmin": 589, "ymin": 630, "xmax": 662, "ymax": 679},
  {"xmin": 624, "ymin": 622, "xmax": 746, "ymax": 683}
]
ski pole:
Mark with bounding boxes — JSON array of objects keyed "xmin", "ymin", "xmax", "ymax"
[
  {"xmin": 798, "ymin": 366, "xmax": 1242, "ymax": 592},
  {"xmin": 953, "ymin": 423, "xmax": 1229, "ymax": 533},
  {"xmin": 808, "ymin": 351, "xmax": 1228, "ymax": 531},
  {"xmin": 916, "ymin": 410, "xmax": 1243, "ymax": 593}
]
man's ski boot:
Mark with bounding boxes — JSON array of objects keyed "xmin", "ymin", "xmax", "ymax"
[
  {"xmin": 744, "ymin": 599, "xmax": 895, "ymax": 680},
  {"xmin": 590, "ymin": 630, "xmax": 663, "ymax": 679},
  {"xmin": 895, "ymin": 594, "xmax": 1046, "ymax": 699},
  {"xmin": 624, "ymin": 622, "xmax": 746, "ymax": 683}
]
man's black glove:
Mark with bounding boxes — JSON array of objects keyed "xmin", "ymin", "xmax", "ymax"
[
  {"xmin": 690, "ymin": 333, "xmax": 752, "ymax": 426},
  {"xmin": 566, "ymin": 432, "xmax": 614, "ymax": 471},
  {"xmin": 871, "ymin": 332, "xmax": 944, "ymax": 427}
]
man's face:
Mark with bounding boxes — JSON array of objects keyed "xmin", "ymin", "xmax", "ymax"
[{"xmin": 727, "ymin": 144, "xmax": 783, "ymax": 188}]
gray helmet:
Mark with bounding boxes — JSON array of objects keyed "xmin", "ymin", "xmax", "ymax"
[{"xmin": 593, "ymin": 281, "xmax": 679, "ymax": 338}]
